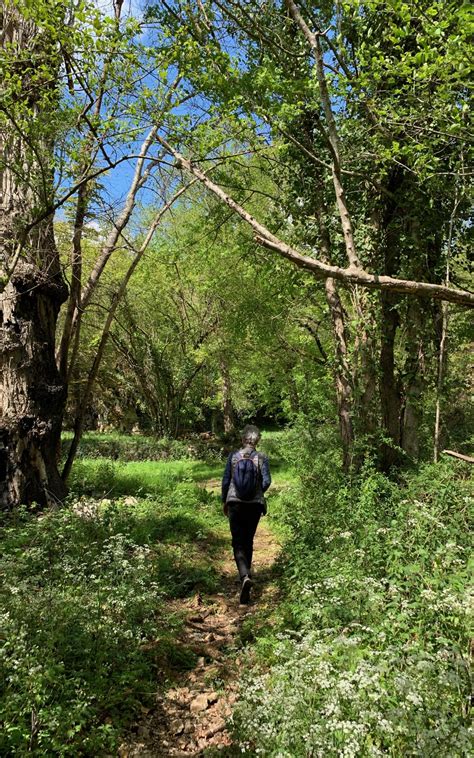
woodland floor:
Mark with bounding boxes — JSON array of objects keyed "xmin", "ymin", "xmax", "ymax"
[{"xmin": 119, "ymin": 479, "xmax": 281, "ymax": 758}]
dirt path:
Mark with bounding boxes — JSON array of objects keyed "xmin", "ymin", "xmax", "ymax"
[{"xmin": 119, "ymin": 488, "xmax": 281, "ymax": 757}]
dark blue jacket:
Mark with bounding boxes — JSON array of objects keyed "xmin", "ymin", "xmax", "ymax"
[{"xmin": 221, "ymin": 445, "xmax": 271, "ymax": 504}]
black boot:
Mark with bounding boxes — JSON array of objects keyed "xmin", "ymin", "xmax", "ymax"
[{"xmin": 239, "ymin": 575, "xmax": 253, "ymax": 604}]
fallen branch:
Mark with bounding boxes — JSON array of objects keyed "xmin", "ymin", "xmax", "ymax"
[{"xmin": 442, "ymin": 450, "xmax": 474, "ymax": 464}]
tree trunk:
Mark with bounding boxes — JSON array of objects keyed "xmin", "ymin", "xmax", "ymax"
[
  {"xmin": 220, "ymin": 360, "xmax": 235, "ymax": 434},
  {"xmin": 353, "ymin": 296, "xmax": 378, "ymax": 441},
  {"xmin": 379, "ymin": 291, "xmax": 402, "ymax": 469},
  {"xmin": 434, "ymin": 192, "xmax": 457, "ymax": 462},
  {"xmin": 0, "ymin": 260, "xmax": 68, "ymax": 509},
  {"xmin": 401, "ymin": 299, "xmax": 425, "ymax": 459},
  {"xmin": 324, "ymin": 278, "xmax": 354, "ymax": 470},
  {"xmin": 0, "ymin": 4, "xmax": 68, "ymax": 509},
  {"xmin": 314, "ymin": 203, "xmax": 354, "ymax": 471},
  {"xmin": 433, "ymin": 301, "xmax": 449, "ymax": 462},
  {"xmin": 379, "ymin": 206, "xmax": 403, "ymax": 469}
]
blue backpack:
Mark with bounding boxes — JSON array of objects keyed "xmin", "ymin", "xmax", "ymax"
[{"xmin": 232, "ymin": 450, "xmax": 260, "ymax": 501}]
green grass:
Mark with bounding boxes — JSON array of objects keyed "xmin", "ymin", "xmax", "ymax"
[
  {"xmin": 62, "ymin": 430, "xmax": 223, "ymax": 463},
  {"xmin": 67, "ymin": 429, "xmax": 296, "ymax": 498},
  {"xmin": 69, "ymin": 458, "xmax": 224, "ymax": 498}
]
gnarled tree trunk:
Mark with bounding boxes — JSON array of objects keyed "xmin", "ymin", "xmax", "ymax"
[
  {"xmin": 0, "ymin": 2, "xmax": 67, "ymax": 509},
  {"xmin": 0, "ymin": 258, "xmax": 67, "ymax": 508}
]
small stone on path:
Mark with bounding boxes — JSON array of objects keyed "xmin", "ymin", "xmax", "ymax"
[
  {"xmin": 190, "ymin": 693, "xmax": 210, "ymax": 713},
  {"xmin": 170, "ymin": 719, "xmax": 185, "ymax": 735}
]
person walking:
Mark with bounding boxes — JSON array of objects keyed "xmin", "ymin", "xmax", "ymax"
[{"xmin": 221, "ymin": 425, "xmax": 271, "ymax": 604}]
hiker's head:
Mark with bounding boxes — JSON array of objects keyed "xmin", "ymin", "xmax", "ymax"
[{"xmin": 241, "ymin": 424, "xmax": 261, "ymax": 447}]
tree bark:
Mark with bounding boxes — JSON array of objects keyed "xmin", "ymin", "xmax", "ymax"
[
  {"xmin": 379, "ymin": 291, "xmax": 402, "ymax": 468},
  {"xmin": 324, "ymin": 278, "xmax": 354, "ymax": 470},
  {"xmin": 434, "ymin": 192, "xmax": 458, "ymax": 462},
  {"xmin": 401, "ymin": 299, "xmax": 425, "ymax": 459},
  {"xmin": 351, "ymin": 289, "xmax": 378, "ymax": 443},
  {"xmin": 314, "ymin": 204, "xmax": 354, "ymax": 470},
  {"xmin": 0, "ymin": 3, "xmax": 68, "ymax": 509},
  {"xmin": 220, "ymin": 359, "xmax": 235, "ymax": 434},
  {"xmin": 378, "ymin": 184, "xmax": 403, "ymax": 470},
  {"xmin": 433, "ymin": 300, "xmax": 449, "ymax": 462}
]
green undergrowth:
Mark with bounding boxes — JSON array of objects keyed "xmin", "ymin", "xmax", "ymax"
[
  {"xmin": 259, "ymin": 431, "xmax": 296, "ymax": 482},
  {"xmin": 0, "ymin": 469, "xmax": 226, "ymax": 755},
  {"xmin": 62, "ymin": 431, "xmax": 224, "ymax": 463},
  {"xmin": 231, "ymin": 438, "xmax": 473, "ymax": 757}
]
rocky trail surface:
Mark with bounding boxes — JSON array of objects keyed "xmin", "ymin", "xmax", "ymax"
[{"xmin": 119, "ymin": 483, "xmax": 281, "ymax": 757}]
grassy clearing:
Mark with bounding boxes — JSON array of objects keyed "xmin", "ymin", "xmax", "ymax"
[
  {"xmin": 67, "ymin": 429, "xmax": 295, "ymax": 498},
  {"xmin": 69, "ymin": 458, "xmax": 224, "ymax": 498},
  {"xmin": 61, "ymin": 431, "xmax": 223, "ymax": 463}
]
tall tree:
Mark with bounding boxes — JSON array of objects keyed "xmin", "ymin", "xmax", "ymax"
[{"xmin": 0, "ymin": 0, "xmax": 70, "ymax": 507}]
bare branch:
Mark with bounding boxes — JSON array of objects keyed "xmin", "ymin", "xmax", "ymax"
[
  {"xmin": 286, "ymin": 0, "xmax": 361, "ymax": 270},
  {"xmin": 62, "ymin": 178, "xmax": 197, "ymax": 480}
]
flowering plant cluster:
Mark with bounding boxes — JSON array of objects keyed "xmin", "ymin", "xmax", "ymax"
[
  {"xmin": 233, "ymin": 459, "xmax": 472, "ymax": 756},
  {"xmin": 0, "ymin": 482, "xmax": 222, "ymax": 755}
]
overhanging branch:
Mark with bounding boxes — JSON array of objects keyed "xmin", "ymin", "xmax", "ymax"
[
  {"xmin": 254, "ymin": 236, "xmax": 473, "ymax": 306},
  {"xmin": 153, "ymin": 134, "xmax": 474, "ymax": 308}
]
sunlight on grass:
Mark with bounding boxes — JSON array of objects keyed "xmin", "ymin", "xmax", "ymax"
[
  {"xmin": 67, "ymin": 429, "xmax": 296, "ymax": 498},
  {"xmin": 69, "ymin": 458, "xmax": 224, "ymax": 497}
]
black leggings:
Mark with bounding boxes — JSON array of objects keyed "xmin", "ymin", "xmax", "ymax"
[{"xmin": 228, "ymin": 502, "xmax": 262, "ymax": 580}]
